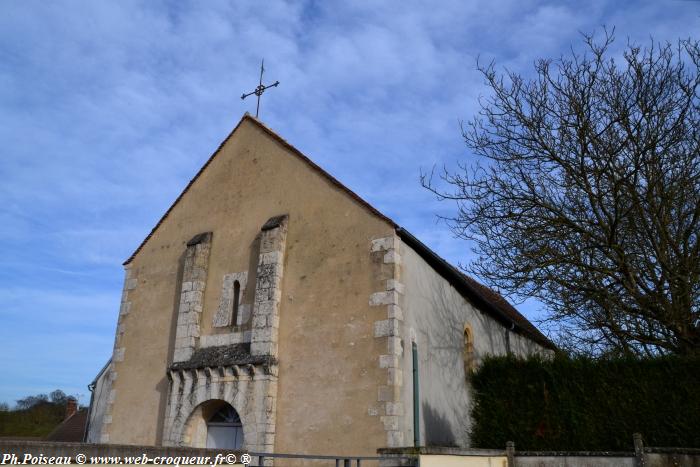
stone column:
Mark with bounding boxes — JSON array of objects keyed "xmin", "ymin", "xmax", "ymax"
[
  {"xmin": 633, "ymin": 433, "xmax": 645, "ymax": 467},
  {"xmin": 173, "ymin": 232, "xmax": 212, "ymax": 363},
  {"xmin": 250, "ymin": 215, "xmax": 288, "ymax": 357},
  {"xmin": 506, "ymin": 441, "xmax": 515, "ymax": 467}
]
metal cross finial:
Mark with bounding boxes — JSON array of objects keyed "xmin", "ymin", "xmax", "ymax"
[{"xmin": 241, "ymin": 59, "xmax": 279, "ymax": 118}]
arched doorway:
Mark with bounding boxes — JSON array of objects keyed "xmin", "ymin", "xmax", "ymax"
[
  {"xmin": 181, "ymin": 399, "xmax": 245, "ymax": 449},
  {"xmin": 206, "ymin": 403, "xmax": 243, "ymax": 449}
]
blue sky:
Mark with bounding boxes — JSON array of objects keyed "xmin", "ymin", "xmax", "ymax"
[{"xmin": 1, "ymin": 0, "xmax": 698, "ymax": 406}]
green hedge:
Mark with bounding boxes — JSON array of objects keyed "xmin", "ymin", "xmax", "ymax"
[{"xmin": 470, "ymin": 354, "xmax": 700, "ymax": 450}]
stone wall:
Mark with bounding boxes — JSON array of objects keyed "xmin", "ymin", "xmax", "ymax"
[
  {"xmin": 369, "ymin": 235, "xmax": 405, "ymax": 448},
  {"xmin": 378, "ymin": 445, "xmax": 700, "ymax": 467},
  {"xmin": 173, "ymin": 233, "xmax": 212, "ymax": 363},
  {"xmin": 85, "ymin": 360, "xmax": 112, "ymax": 443},
  {"xmin": 160, "ymin": 215, "xmax": 288, "ymax": 458},
  {"xmin": 162, "ymin": 365, "xmax": 277, "ymax": 454}
]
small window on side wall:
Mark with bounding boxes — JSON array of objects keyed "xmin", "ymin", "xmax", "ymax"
[
  {"xmin": 232, "ymin": 280, "xmax": 240, "ymax": 326},
  {"xmin": 463, "ymin": 324, "xmax": 476, "ymax": 376}
]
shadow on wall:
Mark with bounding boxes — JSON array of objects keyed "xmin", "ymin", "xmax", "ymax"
[
  {"xmin": 410, "ymin": 264, "xmax": 513, "ymax": 447},
  {"xmin": 422, "ymin": 402, "xmax": 457, "ymax": 447},
  {"xmin": 154, "ymin": 250, "xmax": 188, "ymax": 444}
]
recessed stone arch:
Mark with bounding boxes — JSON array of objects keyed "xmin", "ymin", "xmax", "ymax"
[
  {"xmin": 167, "ymin": 384, "xmax": 259, "ymax": 450},
  {"xmin": 163, "ymin": 366, "xmax": 276, "ymax": 453},
  {"xmin": 178, "ymin": 399, "xmax": 251, "ymax": 449}
]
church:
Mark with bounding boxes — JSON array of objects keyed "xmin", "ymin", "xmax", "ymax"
[{"xmin": 85, "ymin": 114, "xmax": 555, "ymax": 456}]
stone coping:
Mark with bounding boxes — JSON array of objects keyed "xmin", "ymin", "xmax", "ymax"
[
  {"xmin": 516, "ymin": 450, "xmax": 634, "ymax": 457},
  {"xmin": 169, "ymin": 344, "xmax": 275, "ymax": 371},
  {"xmin": 644, "ymin": 447, "xmax": 700, "ymax": 454},
  {"xmin": 378, "ymin": 446, "xmax": 505, "ymax": 457},
  {"xmin": 378, "ymin": 446, "xmax": 700, "ymax": 458}
]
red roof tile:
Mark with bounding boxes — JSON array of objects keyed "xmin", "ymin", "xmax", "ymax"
[{"xmin": 45, "ymin": 409, "xmax": 87, "ymax": 443}]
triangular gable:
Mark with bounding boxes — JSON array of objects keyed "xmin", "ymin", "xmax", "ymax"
[
  {"xmin": 122, "ymin": 114, "xmax": 555, "ymax": 350},
  {"xmin": 123, "ymin": 113, "xmax": 397, "ymax": 266}
]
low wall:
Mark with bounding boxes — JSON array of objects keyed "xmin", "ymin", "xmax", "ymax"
[
  {"xmin": 0, "ymin": 441, "xmax": 389, "ymax": 466},
  {"xmin": 515, "ymin": 452, "xmax": 634, "ymax": 467},
  {"xmin": 2, "ymin": 439, "xmax": 699, "ymax": 467},
  {"xmin": 379, "ymin": 442, "xmax": 700, "ymax": 467},
  {"xmin": 421, "ymin": 454, "xmax": 506, "ymax": 467},
  {"xmin": 646, "ymin": 449, "xmax": 700, "ymax": 467},
  {"xmin": 379, "ymin": 447, "xmax": 507, "ymax": 467}
]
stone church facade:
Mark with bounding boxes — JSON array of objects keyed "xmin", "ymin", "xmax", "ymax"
[{"xmin": 86, "ymin": 114, "xmax": 555, "ymax": 456}]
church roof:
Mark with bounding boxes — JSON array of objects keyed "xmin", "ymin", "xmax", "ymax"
[
  {"xmin": 396, "ymin": 228, "xmax": 555, "ymax": 350},
  {"xmin": 123, "ymin": 113, "xmax": 555, "ymax": 350}
]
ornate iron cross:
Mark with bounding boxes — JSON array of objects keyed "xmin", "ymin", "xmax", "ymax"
[{"xmin": 241, "ymin": 59, "xmax": 279, "ymax": 118}]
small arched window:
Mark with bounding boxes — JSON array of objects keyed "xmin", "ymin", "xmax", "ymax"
[
  {"xmin": 232, "ymin": 280, "xmax": 240, "ymax": 326},
  {"xmin": 463, "ymin": 324, "xmax": 476, "ymax": 376}
]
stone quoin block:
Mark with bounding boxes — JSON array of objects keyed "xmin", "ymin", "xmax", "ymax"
[
  {"xmin": 381, "ymin": 415, "xmax": 400, "ymax": 431},
  {"xmin": 378, "ymin": 386, "xmax": 393, "ymax": 402},
  {"xmin": 387, "ymin": 430, "xmax": 404, "ymax": 447},
  {"xmin": 374, "ymin": 319, "xmax": 400, "ymax": 337},
  {"xmin": 113, "ymin": 347, "xmax": 125, "ymax": 362},
  {"xmin": 385, "ymin": 402, "xmax": 404, "ymax": 416},
  {"xmin": 371, "ymin": 236, "xmax": 399, "ymax": 252},
  {"xmin": 387, "ymin": 305, "xmax": 404, "ymax": 320},
  {"xmin": 369, "ymin": 291, "xmax": 399, "ymax": 307},
  {"xmin": 387, "ymin": 337, "xmax": 403, "ymax": 356},
  {"xmin": 386, "ymin": 279, "xmax": 405, "ymax": 294},
  {"xmin": 379, "ymin": 354, "xmax": 399, "ymax": 369},
  {"xmin": 387, "ymin": 368, "xmax": 403, "ymax": 386},
  {"xmin": 383, "ymin": 250, "xmax": 402, "ymax": 265}
]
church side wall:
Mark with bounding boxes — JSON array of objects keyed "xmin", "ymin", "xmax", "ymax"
[
  {"xmin": 85, "ymin": 361, "xmax": 112, "ymax": 443},
  {"xmin": 399, "ymin": 244, "xmax": 551, "ymax": 448}
]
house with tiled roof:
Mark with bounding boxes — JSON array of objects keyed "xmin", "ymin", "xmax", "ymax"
[
  {"xmin": 86, "ymin": 114, "xmax": 554, "ymax": 456},
  {"xmin": 42, "ymin": 398, "xmax": 88, "ymax": 443}
]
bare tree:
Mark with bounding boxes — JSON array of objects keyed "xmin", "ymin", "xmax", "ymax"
[{"xmin": 423, "ymin": 31, "xmax": 700, "ymax": 356}]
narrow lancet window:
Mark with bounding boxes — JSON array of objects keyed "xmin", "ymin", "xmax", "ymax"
[
  {"xmin": 232, "ymin": 280, "xmax": 240, "ymax": 325},
  {"xmin": 464, "ymin": 324, "xmax": 476, "ymax": 375}
]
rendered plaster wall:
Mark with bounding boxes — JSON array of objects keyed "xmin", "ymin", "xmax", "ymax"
[
  {"xmin": 514, "ymin": 457, "xmax": 635, "ymax": 467},
  {"xmin": 399, "ymin": 243, "xmax": 551, "ymax": 448},
  {"xmin": 419, "ymin": 455, "xmax": 507, "ymax": 467},
  {"xmin": 85, "ymin": 361, "xmax": 113, "ymax": 443},
  {"xmin": 103, "ymin": 117, "xmax": 392, "ymax": 455}
]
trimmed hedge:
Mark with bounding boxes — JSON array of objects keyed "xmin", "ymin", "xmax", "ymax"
[{"xmin": 470, "ymin": 354, "xmax": 700, "ymax": 450}]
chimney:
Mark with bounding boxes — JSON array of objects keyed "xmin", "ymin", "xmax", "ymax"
[{"xmin": 65, "ymin": 397, "xmax": 78, "ymax": 420}]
